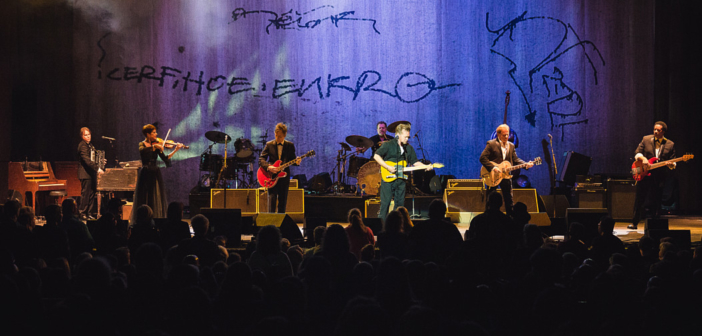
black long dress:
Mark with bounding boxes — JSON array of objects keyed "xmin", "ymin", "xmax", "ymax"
[{"xmin": 131, "ymin": 141, "xmax": 170, "ymax": 223}]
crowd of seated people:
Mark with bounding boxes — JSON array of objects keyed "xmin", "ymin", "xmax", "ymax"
[{"xmin": 1, "ymin": 195, "xmax": 701, "ymax": 336}]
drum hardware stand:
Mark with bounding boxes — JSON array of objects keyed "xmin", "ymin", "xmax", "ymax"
[
  {"xmin": 216, "ymin": 135, "xmax": 229, "ymax": 207},
  {"xmin": 330, "ymin": 146, "xmax": 351, "ymax": 195}
]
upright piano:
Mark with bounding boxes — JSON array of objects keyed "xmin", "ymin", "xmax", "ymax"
[{"xmin": 8, "ymin": 161, "xmax": 68, "ymax": 211}]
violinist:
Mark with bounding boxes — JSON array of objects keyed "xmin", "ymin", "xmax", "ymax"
[{"xmin": 131, "ymin": 124, "xmax": 184, "ymax": 223}]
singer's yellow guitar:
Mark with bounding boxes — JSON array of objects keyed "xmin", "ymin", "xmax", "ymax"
[{"xmin": 380, "ymin": 161, "xmax": 444, "ymax": 183}]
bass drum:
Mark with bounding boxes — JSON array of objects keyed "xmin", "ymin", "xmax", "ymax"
[
  {"xmin": 356, "ymin": 161, "xmax": 382, "ymax": 196},
  {"xmin": 347, "ymin": 156, "xmax": 370, "ymax": 178},
  {"xmin": 234, "ymin": 138, "xmax": 255, "ymax": 162}
]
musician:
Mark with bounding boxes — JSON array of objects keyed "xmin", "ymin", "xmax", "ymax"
[
  {"xmin": 479, "ymin": 124, "xmax": 534, "ymax": 217},
  {"xmin": 77, "ymin": 127, "xmax": 104, "ymax": 220},
  {"xmin": 259, "ymin": 123, "xmax": 301, "ymax": 213},
  {"xmin": 131, "ymin": 124, "xmax": 183, "ymax": 222},
  {"xmin": 357, "ymin": 121, "xmax": 392, "ymax": 155},
  {"xmin": 374, "ymin": 123, "xmax": 433, "ymax": 221},
  {"xmin": 628, "ymin": 121, "xmax": 676, "ymax": 230}
]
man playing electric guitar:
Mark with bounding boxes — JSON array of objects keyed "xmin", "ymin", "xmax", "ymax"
[
  {"xmin": 258, "ymin": 123, "xmax": 301, "ymax": 213},
  {"xmin": 373, "ymin": 123, "xmax": 433, "ymax": 221},
  {"xmin": 479, "ymin": 124, "xmax": 534, "ymax": 217},
  {"xmin": 628, "ymin": 121, "xmax": 676, "ymax": 230}
]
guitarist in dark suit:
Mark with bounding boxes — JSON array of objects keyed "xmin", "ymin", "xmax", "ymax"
[
  {"xmin": 77, "ymin": 127, "xmax": 104, "ymax": 220},
  {"xmin": 258, "ymin": 123, "xmax": 301, "ymax": 213},
  {"xmin": 628, "ymin": 121, "xmax": 676, "ymax": 230},
  {"xmin": 373, "ymin": 123, "xmax": 433, "ymax": 221},
  {"xmin": 479, "ymin": 124, "xmax": 533, "ymax": 217}
]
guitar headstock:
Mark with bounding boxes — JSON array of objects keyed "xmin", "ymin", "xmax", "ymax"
[
  {"xmin": 533, "ymin": 157, "xmax": 542, "ymax": 165},
  {"xmin": 432, "ymin": 163, "xmax": 445, "ymax": 168},
  {"xmin": 682, "ymin": 153, "xmax": 694, "ymax": 161},
  {"xmin": 303, "ymin": 150, "xmax": 316, "ymax": 158}
]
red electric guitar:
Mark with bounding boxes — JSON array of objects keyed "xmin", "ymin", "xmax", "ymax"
[
  {"xmin": 630, "ymin": 153, "xmax": 693, "ymax": 181},
  {"xmin": 257, "ymin": 150, "xmax": 315, "ymax": 188}
]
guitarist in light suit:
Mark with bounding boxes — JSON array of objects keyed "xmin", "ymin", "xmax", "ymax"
[
  {"xmin": 479, "ymin": 124, "xmax": 533, "ymax": 217},
  {"xmin": 373, "ymin": 123, "xmax": 433, "ymax": 221},
  {"xmin": 629, "ymin": 121, "xmax": 676, "ymax": 230},
  {"xmin": 258, "ymin": 123, "xmax": 301, "ymax": 213}
]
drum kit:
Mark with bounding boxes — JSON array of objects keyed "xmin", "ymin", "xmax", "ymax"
[
  {"xmin": 199, "ymin": 130, "xmax": 267, "ymax": 189},
  {"xmin": 328, "ymin": 120, "xmax": 433, "ymax": 196}
]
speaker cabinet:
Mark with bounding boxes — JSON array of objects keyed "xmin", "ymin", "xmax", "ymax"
[
  {"xmin": 574, "ymin": 189, "xmax": 606, "ymax": 208},
  {"xmin": 210, "ymin": 189, "xmax": 258, "ymax": 214},
  {"xmin": 365, "ymin": 199, "xmax": 395, "ymax": 218},
  {"xmin": 607, "ymin": 179, "xmax": 636, "ymax": 221},
  {"xmin": 255, "ymin": 213, "xmax": 303, "ymax": 243},
  {"xmin": 559, "ymin": 151, "xmax": 592, "ymax": 186},
  {"xmin": 645, "ymin": 218, "xmax": 669, "ymax": 233},
  {"xmin": 199, "ymin": 208, "xmax": 242, "ymax": 247},
  {"xmin": 540, "ymin": 195, "xmax": 570, "ymax": 218},
  {"xmin": 444, "ymin": 188, "xmax": 540, "ymax": 214},
  {"xmin": 565, "ymin": 208, "xmax": 608, "ymax": 244},
  {"xmin": 258, "ymin": 188, "xmax": 304, "ymax": 214}
]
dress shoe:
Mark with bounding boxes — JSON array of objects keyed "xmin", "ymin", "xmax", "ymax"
[
  {"xmin": 627, "ymin": 224, "xmax": 638, "ymax": 230},
  {"xmin": 87, "ymin": 215, "xmax": 96, "ymax": 220}
]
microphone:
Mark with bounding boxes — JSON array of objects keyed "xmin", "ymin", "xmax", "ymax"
[
  {"xmin": 414, "ymin": 130, "xmax": 421, "ymax": 138},
  {"xmin": 102, "ymin": 136, "xmax": 116, "ymax": 141}
]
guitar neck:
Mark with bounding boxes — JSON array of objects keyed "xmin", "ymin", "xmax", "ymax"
[
  {"xmin": 649, "ymin": 157, "xmax": 685, "ymax": 170},
  {"xmin": 505, "ymin": 161, "xmax": 530, "ymax": 172},
  {"xmin": 278, "ymin": 153, "xmax": 310, "ymax": 169}
]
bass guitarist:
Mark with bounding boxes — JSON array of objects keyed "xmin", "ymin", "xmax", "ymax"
[
  {"xmin": 258, "ymin": 123, "xmax": 301, "ymax": 213},
  {"xmin": 629, "ymin": 121, "xmax": 676, "ymax": 230},
  {"xmin": 373, "ymin": 123, "xmax": 433, "ymax": 221},
  {"xmin": 479, "ymin": 124, "xmax": 534, "ymax": 217}
]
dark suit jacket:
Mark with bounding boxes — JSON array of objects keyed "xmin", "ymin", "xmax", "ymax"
[
  {"xmin": 479, "ymin": 139, "xmax": 526, "ymax": 171},
  {"xmin": 635, "ymin": 135, "xmax": 675, "ymax": 161},
  {"xmin": 77, "ymin": 140, "xmax": 99, "ymax": 179},
  {"xmin": 258, "ymin": 140, "xmax": 297, "ymax": 174}
]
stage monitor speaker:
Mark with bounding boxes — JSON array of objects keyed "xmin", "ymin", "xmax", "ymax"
[
  {"xmin": 304, "ymin": 217, "xmax": 327, "ymax": 241},
  {"xmin": 445, "ymin": 188, "xmax": 540, "ymax": 214},
  {"xmin": 607, "ymin": 179, "xmax": 636, "ymax": 221},
  {"xmin": 364, "ymin": 217, "xmax": 383, "ymax": 235},
  {"xmin": 255, "ymin": 213, "xmax": 303, "ymax": 243},
  {"xmin": 258, "ymin": 189, "xmax": 304, "ymax": 213},
  {"xmin": 540, "ymin": 195, "xmax": 570, "ymax": 218},
  {"xmin": 210, "ymin": 189, "xmax": 258, "ymax": 214},
  {"xmin": 647, "ymin": 229, "xmax": 691, "ymax": 251},
  {"xmin": 308, "ymin": 173, "xmax": 332, "ymax": 192},
  {"xmin": 575, "ymin": 189, "xmax": 606, "ymax": 208},
  {"xmin": 200, "ymin": 208, "xmax": 242, "ymax": 247},
  {"xmin": 292, "ymin": 174, "xmax": 308, "ymax": 188},
  {"xmin": 645, "ymin": 218, "xmax": 669, "ymax": 232},
  {"xmin": 558, "ymin": 151, "xmax": 592, "ymax": 186},
  {"xmin": 565, "ymin": 208, "xmax": 609, "ymax": 244}
]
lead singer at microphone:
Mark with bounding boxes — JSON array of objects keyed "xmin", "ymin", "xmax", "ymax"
[{"xmin": 77, "ymin": 127, "xmax": 104, "ymax": 220}]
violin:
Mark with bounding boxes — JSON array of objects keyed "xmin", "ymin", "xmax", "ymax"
[{"xmin": 153, "ymin": 138, "xmax": 189, "ymax": 149}]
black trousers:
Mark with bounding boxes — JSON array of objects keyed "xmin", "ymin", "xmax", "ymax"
[
  {"xmin": 487, "ymin": 178, "xmax": 514, "ymax": 216},
  {"xmin": 379, "ymin": 179, "xmax": 406, "ymax": 221},
  {"xmin": 268, "ymin": 177, "xmax": 290, "ymax": 213},
  {"xmin": 632, "ymin": 171, "xmax": 665, "ymax": 226},
  {"xmin": 79, "ymin": 178, "xmax": 97, "ymax": 216}
]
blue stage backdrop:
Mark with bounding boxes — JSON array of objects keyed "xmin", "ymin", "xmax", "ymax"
[{"xmin": 11, "ymin": 0, "xmax": 659, "ymax": 205}]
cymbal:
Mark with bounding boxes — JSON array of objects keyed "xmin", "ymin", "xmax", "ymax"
[
  {"xmin": 205, "ymin": 131, "xmax": 232, "ymax": 144},
  {"xmin": 339, "ymin": 142, "xmax": 352, "ymax": 151},
  {"xmin": 387, "ymin": 120, "xmax": 411, "ymax": 133},
  {"xmin": 345, "ymin": 135, "xmax": 373, "ymax": 149}
]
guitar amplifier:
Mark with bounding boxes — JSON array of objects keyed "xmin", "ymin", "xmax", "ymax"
[
  {"xmin": 365, "ymin": 199, "xmax": 394, "ymax": 218},
  {"xmin": 258, "ymin": 188, "xmax": 304, "ymax": 221},
  {"xmin": 446, "ymin": 179, "xmax": 483, "ymax": 189},
  {"xmin": 210, "ymin": 189, "xmax": 259, "ymax": 215}
]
